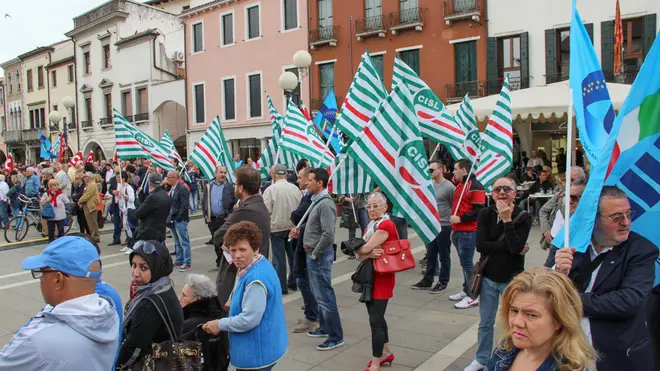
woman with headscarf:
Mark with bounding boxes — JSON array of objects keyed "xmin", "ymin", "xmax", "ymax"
[{"xmin": 116, "ymin": 240, "xmax": 184, "ymax": 369}]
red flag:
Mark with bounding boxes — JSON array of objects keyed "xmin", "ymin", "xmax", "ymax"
[
  {"xmin": 613, "ymin": 0, "xmax": 624, "ymax": 75},
  {"xmin": 84, "ymin": 151, "xmax": 94, "ymax": 164},
  {"xmin": 113, "ymin": 151, "xmax": 118, "ymax": 164},
  {"xmin": 68, "ymin": 151, "xmax": 83, "ymax": 167},
  {"xmin": 4, "ymin": 155, "xmax": 13, "ymax": 173},
  {"xmin": 299, "ymin": 101, "xmax": 312, "ymax": 122},
  {"xmin": 58, "ymin": 134, "xmax": 66, "ymax": 162}
]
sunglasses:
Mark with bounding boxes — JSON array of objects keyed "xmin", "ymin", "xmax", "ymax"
[
  {"xmin": 133, "ymin": 241, "xmax": 162, "ymax": 256},
  {"xmin": 31, "ymin": 268, "xmax": 70, "ymax": 279},
  {"xmin": 492, "ymin": 186, "xmax": 514, "ymax": 194},
  {"xmin": 569, "ymin": 194, "xmax": 582, "ymax": 203}
]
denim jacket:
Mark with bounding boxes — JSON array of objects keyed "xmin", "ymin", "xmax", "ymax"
[{"xmin": 485, "ymin": 347, "xmax": 560, "ymax": 371}]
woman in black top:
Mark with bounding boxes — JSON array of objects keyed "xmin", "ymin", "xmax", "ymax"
[
  {"xmin": 116, "ymin": 240, "xmax": 184, "ymax": 369},
  {"xmin": 71, "ymin": 172, "xmax": 90, "ymax": 235}
]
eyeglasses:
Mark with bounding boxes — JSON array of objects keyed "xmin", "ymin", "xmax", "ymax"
[
  {"xmin": 492, "ymin": 186, "xmax": 514, "ymax": 194},
  {"xmin": 569, "ymin": 194, "xmax": 582, "ymax": 203},
  {"xmin": 31, "ymin": 268, "xmax": 70, "ymax": 279},
  {"xmin": 366, "ymin": 204, "xmax": 385, "ymax": 210},
  {"xmin": 133, "ymin": 241, "xmax": 162, "ymax": 256},
  {"xmin": 600, "ymin": 210, "xmax": 634, "ymax": 224}
]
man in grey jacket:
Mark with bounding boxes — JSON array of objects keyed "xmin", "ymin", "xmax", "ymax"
[{"xmin": 300, "ymin": 168, "xmax": 344, "ymax": 351}]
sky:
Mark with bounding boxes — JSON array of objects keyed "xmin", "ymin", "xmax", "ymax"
[{"xmin": 0, "ymin": 0, "xmax": 126, "ymax": 73}]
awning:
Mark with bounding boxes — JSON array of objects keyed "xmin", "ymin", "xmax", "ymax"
[{"xmin": 445, "ymin": 80, "xmax": 632, "ymax": 124}]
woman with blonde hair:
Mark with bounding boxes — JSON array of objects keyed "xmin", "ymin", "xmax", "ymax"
[
  {"xmin": 40, "ymin": 179, "xmax": 70, "ymax": 242},
  {"xmin": 485, "ymin": 267, "xmax": 596, "ymax": 371}
]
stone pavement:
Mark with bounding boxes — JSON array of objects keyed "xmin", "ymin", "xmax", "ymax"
[{"xmin": 0, "ymin": 217, "xmax": 548, "ymax": 370}]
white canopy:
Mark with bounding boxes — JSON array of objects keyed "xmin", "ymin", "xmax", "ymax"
[{"xmin": 445, "ymin": 80, "xmax": 632, "ymax": 124}]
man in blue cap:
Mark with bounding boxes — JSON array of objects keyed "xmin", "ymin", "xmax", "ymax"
[{"xmin": 0, "ymin": 236, "xmax": 120, "ymax": 370}]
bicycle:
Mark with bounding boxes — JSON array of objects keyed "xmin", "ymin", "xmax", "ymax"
[{"xmin": 5, "ymin": 194, "xmax": 73, "ymax": 243}]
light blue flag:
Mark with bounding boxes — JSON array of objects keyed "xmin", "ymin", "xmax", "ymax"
[
  {"xmin": 312, "ymin": 90, "xmax": 341, "ymax": 153},
  {"xmin": 39, "ymin": 130, "xmax": 57, "ymax": 159},
  {"xmin": 569, "ymin": 0, "xmax": 616, "ymax": 164}
]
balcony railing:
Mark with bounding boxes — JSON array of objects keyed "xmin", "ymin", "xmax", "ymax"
[
  {"xmin": 390, "ymin": 8, "xmax": 423, "ymax": 34},
  {"xmin": 443, "ymin": 0, "xmax": 481, "ymax": 21},
  {"xmin": 134, "ymin": 112, "xmax": 149, "ymax": 122},
  {"xmin": 81, "ymin": 120, "xmax": 93, "ymax": 130},
  {"xmin": 67, "ymin": 121, "xmax": 77, "ymax": 130},
  {"xmin": 309, "ymin": 26, "xmax": 338, "ymax": 49},
  {"xmin": 73, "ymin": 0, "xmax": 124, "ymax": 29},
  {"xmin": 123, "ymin": 114, "xmax": 133, "ymax": 122},
  {"xmin": 99, "ymin": 117, "xmax": 112, "ymax": 127},
  {"xmin": 445, "ymin": 80, "xmax": 486, "ymax": 102},
  {"xmin": 484, "ymin": 77, "xmax": 529, "ymax": 96},
  {"xmin": 4, "ymin": 130, "xmax": 22, "ymax": 144},
  {"xmin": 545, "ymin": 72, "xmax": 569, "ymax": 84},
  {"xmin": 22, "ymin": 129, "xmax": 40, "ymax": 142},
  {"xmin": 355, "ymin": 15, "xmax": 386, "ymax": 39}
]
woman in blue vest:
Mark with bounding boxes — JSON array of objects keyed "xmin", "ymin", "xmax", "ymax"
[{"xmin": 202, "ymin": 221, "xmax": 287, "ymax": 371}]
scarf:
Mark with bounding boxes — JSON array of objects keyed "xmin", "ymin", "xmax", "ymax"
[
  {"xmin": 123, "ymin": 276, "xmax": 171, "ymax": 330},
  {"xmin": 363, "ymin": 214, "xmax": 390, "ymax": 242},
  {"xmin": 47, "ymin": 189, "xmax": 63, "ymax": 207},
  {"xmin": 237, "ymin": 254, "xmax": 263, "ymax": 278}
]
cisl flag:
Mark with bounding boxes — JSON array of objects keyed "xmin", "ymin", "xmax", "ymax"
[
  {"xmin": 346, "ymin": 83, "xmax": 441, "ymax": 243},
  {"xmin": 84, "ymin": 151, "xmax": 94, "ymax": 164},
  {"xmin": 68, "ymin": 151, "xmax": 83, "ymax": 167}
]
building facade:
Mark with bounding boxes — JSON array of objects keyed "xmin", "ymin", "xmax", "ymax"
[
  {"xmin": 182, "ymin": 0, "xmax": 310, "ymax": 160},
  {"xmin": 46, "ymin": 40, "xmax": 78, "ymax": 155},
  {"xmin": 66, "ymin": 0, "xmax": 186, "ymax": 160},
  {"xmin": 145, "ymin": 0, "xmax": 191, "ymax": 14},
  {"xmin": 0, "ymin": 58, "xmax": 26, "ymax": 164},
  {"xmin": 0, "ymin": 78, "xmax": 5, "ymax": 160}
]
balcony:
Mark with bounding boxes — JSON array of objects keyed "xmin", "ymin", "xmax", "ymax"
[
  {"xmin": 545, "ymin": 72, "xmax": 569, "ymax": 85},
  {"xmin": 70, "ymin": 0, "xmax": 129, "ymax": 33},
  {"xmin": 445, "ymin": 80, "xmax": 486, "ymax": 104},
  {"xmin": 133, "ymin": 112, "xmax": 149, "ymax": 123},
  {"xmin": 81, "ymin": 120, "xmax": 94, "ymax": 131},
  {"xmin": 355, "ymin": 15, "xmax": 386, "ymax": 41},
  {"xmin": 67, "ymin": 121, "xmax": 77, "ymax": 131},
  {"xmin": 22, "ymin": 129, "xmax": 40, "ymax": 142},
  {"xmin": 443, "ymin": 0, "xmax": 481, "ymax": 25},
  {"xmin": 390, "ymin": 8, "xmax": 423, "ymax": 35},
  {"xmin": 309, "ymin": 25, "xmax": 338, "ymax": 50},
  {"xmin": 99, "ymin": 117, "xmax": 112, "ymax": 128},
  {"xmin": 4, "ymin": 130, "xmax": 22, "ymax": 144},
  {"xmin": 484, "ymin": 76, "xmax": 529, "ymax": 96},
  {"xmin": 123, "ymin": 114, "xmax": 133, "ymax": 122}
]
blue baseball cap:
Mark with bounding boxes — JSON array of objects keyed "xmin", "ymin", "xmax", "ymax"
[{"xmin": 22, "ymin": 236, "xmax": 102, "ymax": 279}]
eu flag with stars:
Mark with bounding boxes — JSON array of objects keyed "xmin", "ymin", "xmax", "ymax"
[{"xmin": 313, "ymin": 90, "xmax": 341, "ymax": 153}]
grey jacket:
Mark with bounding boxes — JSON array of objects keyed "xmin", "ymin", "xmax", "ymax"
[
  {"xmin": 303, "ymin": 194, "xmax": 336, "ymax": 258},
  {"xmin": 539, "ymin": 192, "xmax": 564, "ymax": 250}
]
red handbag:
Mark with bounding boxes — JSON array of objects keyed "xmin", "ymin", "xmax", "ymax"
[{"xmin": 372, "ymin": 227, "xmax": 416, "ymax": 274}]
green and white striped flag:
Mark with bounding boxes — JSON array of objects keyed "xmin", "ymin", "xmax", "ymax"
[
  {"xmin": 189, "ymin": 116, "xmax": 235, "ymax": 183},
  {"xmin": 258, "ymin": 93, "xmax": 300, "ymax": 180},
  {"xmin": 448, "ymin": 95, "xmax": 480, "ymax": 162},
  {"xmin": 392, "ymin": 56, "xmax": 466, "ymax": 153},
  {"xmin": 328, "ymin": 137, "xmax": 374, "ymax": 195},
  {"xmin": 476, "ymin": 77, "xmax": 513, "ymax": 190},
  {"xmin": 113, "ymin": 109, "xmax": 175, "ymax": 171},
  {"xmin": 335, "ymin": 52, "xmax": 388, "ymax": 142},
  {"xmin": 346, "ymin": 83, "xmax": 442, "ymax": 244},
  {"xmin": 281, "ymin": 99, "xmax": 334, "ymax": 168},
  {"xmin": 160, "ymin": 129, "xmax": 183, "ymax": 164}
]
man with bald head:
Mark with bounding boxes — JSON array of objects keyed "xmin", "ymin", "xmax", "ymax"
[
  {"xmin": 167, "ymin": 170, "xmax": 191, "ymax": 272},
  {"xmin": 0, "ymin": 236, "xmax": 120, "ymax": 370}
]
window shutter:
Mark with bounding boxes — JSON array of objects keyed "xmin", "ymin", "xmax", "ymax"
[
  {"xmin": 601, "ymin": 20, "xmax": 614, "ymax": 81},
  {"xmin": 520, "ymin": 32, "xmax": 529, "ymax": 89},
  {"xmin": 643, "ymin": 14, "xmax": 657, "ymax": 58},
  {"xmin": 585, "ymin": 23, "xmax": 594, "ymax": 43},
  {"xmin": 486, "ymin": 37, "xmax": 498, "ymax": 94},
  {"xmin": 545, "ymin": 29, "xmax": 557, "ymax": 84}
]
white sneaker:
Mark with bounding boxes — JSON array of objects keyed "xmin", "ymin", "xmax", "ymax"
[
  {"xmin": 119, "ymin": 247, "xmax": 129, "ymax": 253},
  {"xmin": 463, "ymin": 359, "xmax": 485, "ymax": 371},
  {"xmin": 124, "ymin": 248, "xmax": 133, "ymax": 255},
  {"xmin": 455, "ymin": 296, "xmax": 479, "ymax": 309},
  {"xmin": 449, "ymin": 291, "xmax": 468, "ymax": 301}
]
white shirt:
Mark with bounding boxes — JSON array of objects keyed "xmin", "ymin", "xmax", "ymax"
[
  {"xmin": 550, "ymin": 211, "xmax": 564, "ymax": 238},
  {"xmin": 117, "ymin": 183, "xmax": 135, "ymax": 212},
  {"xmin": 105, "ymin": 169, "xmax": 114, "ymax": 184},
  {"xmin": 0, "ymin": 181, "xmax": 8, "ymax": 202}
]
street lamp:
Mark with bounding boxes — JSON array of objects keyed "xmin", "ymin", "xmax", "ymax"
[
  {"xmin": 279, "ymin": 71, "xmax": 299, "ymax": 100},
  {"xmin": 48, "ymin": 111, "xmax": 62, "ymax": 132},
  {"xmin": 279, "ymin": 50, "xmax": 312, "ymax": 102},
  {"xmin": 62, "ymin": 95, "xmax": 76, "ymax": 156}
]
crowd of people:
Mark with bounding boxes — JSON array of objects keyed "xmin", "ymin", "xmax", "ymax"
[{"xmin": 0, "ymin": 150, "xmax": 657, "ymax": 371}]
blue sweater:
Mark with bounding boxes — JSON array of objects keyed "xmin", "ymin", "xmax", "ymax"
[{"xmin": 228, "ymin": 258, "xmax": 287, "ymax": 369}]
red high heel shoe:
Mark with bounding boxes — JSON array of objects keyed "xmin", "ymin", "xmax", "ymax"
[{"xmin": 366, "ymin": 353, "xmax": 395, "ymax": 368}]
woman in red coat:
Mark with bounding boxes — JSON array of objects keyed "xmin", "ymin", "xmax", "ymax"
[{"xmin": 355, "ymin": 192, "xmax": 397, "ymax": 371}]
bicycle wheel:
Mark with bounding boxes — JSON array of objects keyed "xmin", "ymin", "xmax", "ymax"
[
  {"xmin": 63, "ymin": 213, "xmax": 73, "ymax": 235},
  {"xmin": 5, "ymin": 216, "xmax": 29, "ymax": 243}
]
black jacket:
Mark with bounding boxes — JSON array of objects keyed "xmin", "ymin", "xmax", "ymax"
[
  {"xmin": 201, "ymin": 181, "xmax": 236, "ymax": 219},
  {"xmin": 181, "ymin": 297, "xmax": 229, "ymax": 371},
  {"xmin": 71, "ymin": 183, "xmax": 86, "ymax": 203},
  {"xmin": 291, "ymin": 192, "xmax": 313, "ymax": 277},
  {"xmin": 568, "ymin": 232, "xmax": 658, "ymax": 371},
  {"xmin": 476, "ymin": 205, "xmax": 532, "ymax": 283},
  {"xmin": 170, "ymin": 182, "xmax": 190, "ymax": 222},
  {"xmin": 134, "ymin": 187, "xmax": 171, "ymax": 242},
  {"xmin": 116, "ymin": 287, "xmax": 184, "ymax": 369}
]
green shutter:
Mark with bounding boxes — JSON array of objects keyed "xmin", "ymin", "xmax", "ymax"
[
  {"xmin": 601, "ymin": 20, "xmax": 614, "ymax": 81},
  {"xmin": 585, "ymin": 23, "xmax": 594, "ymax": 44},
  {"xmin": 486, "ymin": 37, "xmax": 498, "ymax": 94},
  {"xmin": 545, "ymin": 29, "xmax": 557, "ymax": 84},
  {"xmin": 520, "ymin": 32, "xmax": 529, "ymax": 89},
  {"xmin": 643, "ymin": 14, "xmax": 657, "ymax": 58}
]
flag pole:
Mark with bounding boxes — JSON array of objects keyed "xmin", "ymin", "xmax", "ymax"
[
  {"xmin": 452, "ymin": 159, "xmax": 477, "ymax": 216},
  {"xmin": 316, "ymin": 125, "xmax": 336, "ymax": 168},
  {"xmin": 349, "ymin": 194, "xmax": 359, "ymax": 226},
  {"xmin": 563, "ymin": 89, "xmax": 574, "ymax": 249},
  {"xmin": 429, "ymin": 143, "xmax": 441, "ymax": 161}
]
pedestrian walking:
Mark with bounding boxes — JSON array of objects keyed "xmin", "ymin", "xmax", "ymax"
[
  {"xmin": 78, "ymin": 172, "xmax": 100, "ymax": 243},
  {"xmin": 133, "ymin": 172, "xmax": 171, "ymax": 244},
  {"xmin": 201, "ymin": 165, "xmax": 236, "ymax": 252},
  {"xmin": 167, "ymin": 171, "xmax": 191, "ymax": 271},
  {"xmin": 40, "ymin": 179, "xmax": 70, "ymax": 242}
]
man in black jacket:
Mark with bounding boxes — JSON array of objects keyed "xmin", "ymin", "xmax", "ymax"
[
  {"xmin": 133, "ymin": 173, "xmax": 171, "ymax": 244},
  {"xmin": 107, "ymin": 167, "xmax": 122, "ymax": 246},
  {"xmin": 201, "ymin": 166, "xmax": 236, "ymax": 249},
  {"xmin": 167, "ymin": 171, "xmax": 191, "ymax": 272},
  {"xmin": 464, "ymin": 176, "xmax": 532, "ymax": 371},
  {"xmin": 555, "ymin": 186, "xmax": 658, "ymax": 371}
]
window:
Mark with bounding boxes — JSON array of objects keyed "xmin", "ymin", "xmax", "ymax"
[
  {"xmin": 104, "ymin": 93, "xmax": 112, "ymax": 119},
  {"xmin": 319, "ymin": 62, "xmax": 335, "ymax": 102},
  {"xmin": 27, "ymin": 69, "xmax": 33, "ymax": 91},
  {"xmin": 499, "ymin": 36, "xmax": 521, "ymax": 81},
  {"xmin": 16, "ymin": 71, "xmax": 20, "ymax": 91},
  {"xmin": 67, "ymin": 65, "xmax": 74, "ymax": 82},
  {"xmin": 136, "ymin": 87, "xmax": 148, "ymax": 114},
  {"xmin": 400, "ymin": 49, "xmax": 420, "ymax": 76},
  {"xmin": 365, "ymin": 0, "xmax": 382, "ymax": 19},
  {"xmin": 192, "ymin": 22, "xmax": 204, "ymax": 53},
  {"xmin": 557, "ymin": 28, "xmax": 570, "ymax": 80},
  {"xmin": 103, "ymin": 44, "xmax": 111, "ymax": 68},
  {"xmin": 83, "ymin": 51, "xmax": 91, "ymax": 75},
  {"xmin": 284, "ymin": 68, "xmax": 301, "ymax": 106},
  {"xmin": 221, "ymin": 12, "xmax": 234, "ymax": 46},
  {"xmin": 283, "ymin": 0, "xmax": 297, "ymax": 31},
  {"xmin": 122, "ymin": 91, "xmax": 133, "ymax": 116},
  {"xmin": 371, "ymin": 54, "xmax": 384, "ymax": 81},
  {"xmin": 222, "ymin": 77, "xmax": 236, "ymax": 121},
  {"xmin": 37, "ymin": 66, "xmax": 44, "ymax": 88},
  {"xmin": 455, "ymin": 41, "xmax": 477, "ymax": 82},
  {"xmin": 399, "ymin": 0, "xmax": 419, "ymax": 23},
  {"xmin": 246, "ymin": 4, "xmax": 261, "ymax": 40},
  {"xmin": 30, "ymin": 108, "xmax": 45, "ymax": 128},
  {"xmin": 40, "ymin": 108, "xmax": 45, "ymax": 127},
  {"xmin": 318, "ymin": 0, "xmax": 333, "ymax": 27},
  {"xmin": 193, "ymin": 83, "xmax": 205, "ymax": 124},
  {"xmin": 51, "ymin": 70, "xmax": 57, "ymax": 88},
  {"xmin": 7, "ymin": 76, "xmax": 11, "ymax": 94},
  {"xmin": 247, "ymin": 73, "xmax": 262, "ymax": 118},
  {"xmin": 622, "ymin": 18, "xmax": 643, "ymax": 72},
  {"xmin": 85, "ymin": 98, "xmax": 92, "ymax": 121}
]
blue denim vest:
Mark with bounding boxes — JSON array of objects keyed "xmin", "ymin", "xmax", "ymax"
[{"xmin": 485, "ymin": 347, "xmax": 560, "ymax": 371}]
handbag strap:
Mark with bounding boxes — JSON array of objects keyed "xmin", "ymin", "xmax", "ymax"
[
  {"xmin": 570, "ymin": 250, "xmax": 611, "ymax": 292},
  {"xmin": 144, "ymin": 295, "xmax": 179, "ymax": 343},
  {"xmin": 496, "ymin": 210, "xmax": 529, "ymax": 241}
]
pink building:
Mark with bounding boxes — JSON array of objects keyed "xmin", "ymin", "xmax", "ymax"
[{"xmin": 182, "ymin": 0, "xmax": 309, "ymax": 161}]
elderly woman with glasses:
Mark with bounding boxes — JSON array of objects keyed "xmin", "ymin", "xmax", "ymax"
[
  {"xmin": 354, "ymin": 192, "xmax": 398, "ymax": 371},
  {"xmin": 115, "ymin": 240, "xmax": 184, "ymax": 370}
]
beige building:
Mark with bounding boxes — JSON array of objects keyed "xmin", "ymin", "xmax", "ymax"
[
  {"xmin": 46, "ymin": 40, "xmax": 78, "ymax": 154},
  {"xmin": 0, "ymin": 58, "xmax": 26, "ymax": 164}
]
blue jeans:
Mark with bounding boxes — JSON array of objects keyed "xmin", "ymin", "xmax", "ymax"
[
  {"xmin": 189, "ymin": 190, "xmax": 198, "ymax": 214},
  {"xmin": 451, "ymin": 230, "xmax": 476, "ymax": 293},
  {"xmin": 0, "ymin": 201, "xmax": 8, "ymax": 228},
  {"xmin": 306, "ymin": 251, "xmax": 343, "ymax": 343},
  {"xmin": 476, "ymin": 277, "xmax": 510, "ymax": 364},
  {"xmin": 423, "ymin": 227, "xmax": 452, "ymax": 284},
  {"xmin": 271, "ymin": 231, "xmax": 296, "ymax": 293},
  {"xmin": 173, "ymin": 220, "xmax": 191, "ymax": 266},
  {"xmin": 544, "ymin": 245, "xmax": 558, "ymax": 268},
  {"xmin": 348, "ymin": 208, "xmax": 370, "ymax": 239},
  {"xmin": 112, "ymin": 206, "xmax": 122, "ymax": 243},
  {"xmin": 297, "ymin": 275, "xmax": 318, "ymax": 322}
]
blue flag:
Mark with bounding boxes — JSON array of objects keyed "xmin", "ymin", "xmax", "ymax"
[
  {"xmin": 569, "ymin": 0, "xmax": 616, "ymax": 165},
  {"xmin": 39, "ymin": 130, "xmax": 57, "ymax": 159},
  {"xmin": 312, "ymin": 90, "xmax": 341, "ymax": 153}
]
